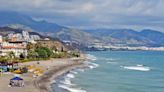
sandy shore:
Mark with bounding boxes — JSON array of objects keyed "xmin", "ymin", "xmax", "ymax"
[{"xmin": 0, "ymin": 57, "xmax": 87, "ymax": 92}]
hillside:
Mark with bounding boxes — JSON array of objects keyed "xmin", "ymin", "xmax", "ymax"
[
  {"xmin": 0, "ymin": 26, "xmax": 73, "ymax": 51},
  {"xmin": 84, "ymin": 29, "xmax": 164, "ymax": 46},
  {"xmin": 0, "ymin": 26, "xmax": 44, "ymax": 38},
  {"xmin": 0, "ymin": 11, "xmax": 164, "ymax": 47},
  {"xmin": 0, "ymin": 11, "xmax": 99, "ymax": 45}
]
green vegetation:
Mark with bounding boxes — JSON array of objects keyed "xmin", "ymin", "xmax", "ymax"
[
  {"xmin": 35, "ymin": 47, "xmax": 53, "ymax": 58},
  {"xmin": 27, "ymin": 50, "xmax": 38, "ymax": 58},
  {"xmin": 70, "ymin": 52, "xmax": 80, "ymax": 57},
  {"xmin": 0, "ymin": 42, "xmax": 81, "ymax": 63}
]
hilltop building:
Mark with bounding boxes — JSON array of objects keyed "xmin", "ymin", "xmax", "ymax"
[
  {"xmin": 10, "ymin": 33, "xmax": 23, "ymax": 42},
  {"xmin": 30, "ymin": 35, "xmax": 41, "ymax": 41},
  {"xmin": 22, "ymin": 31, "xmax": 30, "ymax": 41},
  {"xmin": 7, "ymin": 31, "xmax": 41, "ymax": 42}
]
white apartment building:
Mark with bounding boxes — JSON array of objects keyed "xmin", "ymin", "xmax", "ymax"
[
  {"xmin": 30, "ymin": 35, "xmax": 41, "ymax": 40},
  {"xmin": 0, "ymin": 35, "xmax": 3, "ymax": 43},
  {"xmin": 22, "ymin": 31, "xmax": 30, "ymax": 41},
  {"xmin": 0, "ymin": 41, "xmax": 27, "ymax": 57}
]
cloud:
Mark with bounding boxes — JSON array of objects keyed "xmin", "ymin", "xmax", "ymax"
[{"xmin": 0, "ymin": 0, "xmax": 164, "ymax": 31}]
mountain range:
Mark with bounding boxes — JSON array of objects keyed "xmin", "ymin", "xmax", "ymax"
[
  {"xmin": 84, "ymin": 29, "xmax": 164, "ymax": 47},
  {"xmin": 0, "ymin": 11, "xmax": 164, "ymax": 47}
]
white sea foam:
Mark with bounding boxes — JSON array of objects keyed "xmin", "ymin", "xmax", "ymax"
[
  {"xmin": 105, "ymin": 58, "xmax": 118, "ymax": 61},
  {"xmin": 70, "ymin": 71, "xmax": 78, "ymax": 74},
  {"xmin": 60, "ymin": 77, "xmax": 74, "ymax": 86},
  {"xmin": 121, "ymin": 64, "xmax": 151, "ymax": 71},
  {"xmin": 86, "ymin": 62, "xmax": 99, "ymax": 69},
  {"xmin": 99, "ymin": 57, "xmax": 119, "ymax": 61},
  {"xmin": 86, "ymin": 54, "xmax": 97, "ymax": 61},
  {"xmin": 77, "ymin": 69, "xmax": 85, "ymax": 72},
  {"xmin": 66, "ymin": 73, "xmax": 75, "ymax": 79},
  {"xmin": 107, "ymin": 61, "xmax": 117, "ymax": 64},
  {"xmin": 58, "ymin": 84, "xmax": 87, "ymax": 92}
]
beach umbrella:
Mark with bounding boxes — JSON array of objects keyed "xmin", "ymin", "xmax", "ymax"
[
  {"xmin": 13, "ymin": 69, "xmax": 22, "ymax": 74},
  {"xmin": 10, "ymin": 77, "xmax": 23, "ymax": 81}
]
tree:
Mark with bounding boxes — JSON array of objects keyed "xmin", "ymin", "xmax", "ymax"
[
  {"xmin": 8, "ymin": 51, "xmax": 15, "ymax": 59},
  {"xmin": 42, "ymin": 47, "xmax": 53, "ymax": 57},
  {"xmin": 36, "ymin": 49, "xmax": 48, "ymax": 58},
  {"xmin": 27, "ymin": 50, "xmax": 38, "ymax": 58},
  {"xmin": 8, "ymin": 51, "xmax": 15, "ymax": 63},
  {"xmin": 20, "ymin": 53, "xmax": 26, "ymax": 59}
]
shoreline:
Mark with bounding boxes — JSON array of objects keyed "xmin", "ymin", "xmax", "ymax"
[
  {"xmin": 0, "ymin": 57, "xmax": 88, "ymax": 92},
  {"xmin": 34, "ymin": 58, "xmax": 87, "ymax": 92}
]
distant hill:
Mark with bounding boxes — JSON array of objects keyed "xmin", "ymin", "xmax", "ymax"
[
  {"xmin": 0, "ymin": 11, "xmax": 66, "ymax": 33},
  {"xmin": 0, "ymin": 26, "xmax": 44, "ymax": 38},
  {"xmin": 139, "ymin": 29, "xmax": 164, "ymax": 46},
  {"xmin": 84, "ymin": 28, "xmax": 164, "ymax": 47},
  {"xmin": 0, "ymin": 26, "xmax": 75, "ymax": 51},
  {"xmin": 0, "ymin": 11, "xmax": 100, "ymax": 45},
  {"xmin": 0, "ymin": 11, "xmax": 164, "ymax": 47}
]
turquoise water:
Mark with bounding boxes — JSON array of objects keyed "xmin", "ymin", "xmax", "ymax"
[{"xmin": 71, "ymin": 51, "xmax": 164, "ymax": 92}]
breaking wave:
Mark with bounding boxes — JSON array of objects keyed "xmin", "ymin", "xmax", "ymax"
[
  {"xmin": 86, "ymin": 54, "xmax": 97, "ymax": 61},
  {"xmin": 107, "ymin": 61, "xmax": 118, "ymax": 64},
  {"xmin": 58, "ymin": 71, "xmax": 87, "ymax": 92},
  {"xmin": 58, "ymin": 84, "xmax": 87, "ymax": 92},
  {"xmin": 84, "ymin": 61, "xmax": 99, "ymax": 69},
  {"xmin": 121, "ymin": 64, "xmax": 151, "ymax": 71}
]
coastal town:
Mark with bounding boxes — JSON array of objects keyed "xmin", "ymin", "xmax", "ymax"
[
  {"xmin": 87, "ymin": 43, "xmax": 164, "ymax": 51},
  {"xmin": 0, "ymin": 30, "xmax": 40, "ymax": 57},
  {"xmin": 0, "ymin": 29, "xmax": 85, "ymax": 92}
]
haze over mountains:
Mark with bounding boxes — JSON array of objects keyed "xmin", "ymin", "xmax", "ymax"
[{"xmin": 0, "ymin": 11, "xmax": 164, "ymax": 47}]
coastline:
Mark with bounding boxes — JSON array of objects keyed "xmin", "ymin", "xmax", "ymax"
[
  {"xmin": 35, "ymin": 58, "xmax": 87, "ymax": 92},
  {"xmin": 0, "ymin": 57, "xmax": 87, "ymax": 92}
]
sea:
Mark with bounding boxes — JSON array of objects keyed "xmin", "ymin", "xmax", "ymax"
[{"xmin": 51, "ymin": 51, "xmax": 164, "ymax": 92}]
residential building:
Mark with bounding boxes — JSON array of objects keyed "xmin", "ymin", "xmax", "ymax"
[
  {"xmin": 0, "ymin": 41, "xmax": 27, "ymax": 57},
  {"xmin": 0, "ymin": 35, "xmax": 3, "ymax": 43},
  {"xmin": 22, "ymin": 31, "xmax": 30, "ymax": 41},
  {"xmin": 30, "ymin": 35, "xmax": 41, "ymax": 40},
  {"xmin": 11, "ymin": 33, "xmax": 23, "ymax": 42}
]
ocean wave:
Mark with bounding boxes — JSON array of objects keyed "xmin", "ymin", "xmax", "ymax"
[
  {"xmin": 76, "ymin": 69, "xmax": 85, "ymax": 72},
  {"xmin": 66, "ymin": 73, "xmax": 75, "ymax": 79},
  {"xmin": 100, "ymin": 58, "xmax": 119, "ymax": 61},
  {"xmin": 107, "ymin": 61, "xmax": 118, "ymax": 64},
  {"xmin": 60, "ymin": 77, "xmax": 74, "ymax": 86},
  {"xmin": 85, "ymin": 62, "xmax": 99, "ymax": 69},
  {"xmin": 70, "ymin": 71, "xmax": 78, "ymax": 74},
  {"xmin": 86, "ymin": 54, "xmax": 97, "ymax": 61},
  {"xmin": 121, "ymin": 64, "xmax": 151, "ymax": 71},
  {"xmin": 58, "ymin": 84, "xmax": 87, "ymax": 92}
]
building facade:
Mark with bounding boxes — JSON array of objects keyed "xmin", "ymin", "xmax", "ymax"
[{"xmin": 0, "ymin": 41, "xmax": 27, "ymax": 57}]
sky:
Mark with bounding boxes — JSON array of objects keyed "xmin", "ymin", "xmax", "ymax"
[{"xmin": 0, "ymin": 0, "xmax": 164, "ymax": 31}]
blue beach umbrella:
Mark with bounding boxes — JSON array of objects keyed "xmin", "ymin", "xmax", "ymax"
[{"xmin": 10, "ymin": 77, "xmax": 23, "ymax": 81}]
